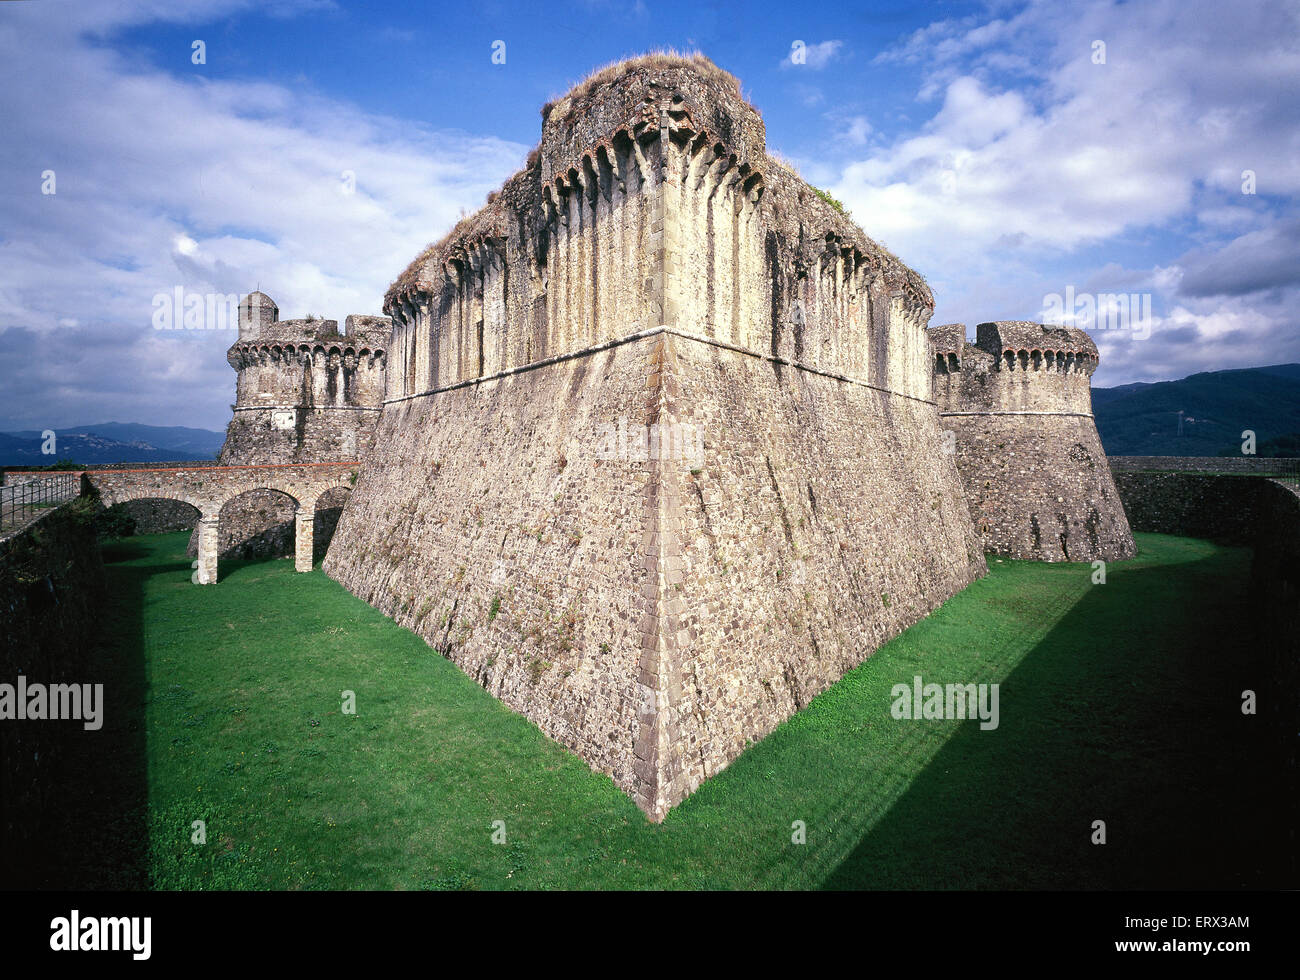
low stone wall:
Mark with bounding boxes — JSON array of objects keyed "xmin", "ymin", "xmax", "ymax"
[
  {"xmin": 0, "ymin": 501, "xmax": 104, "ymax": 886},
  {"xmin": 1110, "ymin": 455, "xmax": 1298, "ymax": 475},
  {"xmin": 1111, "ymin": 472, "xmax": 1265, "ymax": 544},
  {"xmin": 115, "ymin": 498, "xmax": 200, "ymax": 534},
  {"xmin": 2, "ymin": 461, "xmax": 221, "ymax": 484}
]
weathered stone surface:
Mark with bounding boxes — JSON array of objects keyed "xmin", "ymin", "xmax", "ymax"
[
  {"xmin": 1111, "ymin": 470, "xmax": 1267, "ymax": 544},
  {"xmin": 116, "ymin": 497, "xmax": 199, "ymax": 533},
  {"xmin": 326, "ymin": 54, "xmax": 985, "ymax": 820},
  {"xmin": 220, "ymin": 296, "xmax": 388, "ymax": 467},
  {"xmin": 200, "ymin": 294, "xmax": 387, "ymax": 559},
  {"xmin": 930, "ymin": 321, "xmax": 1136, "ymax": 562}
]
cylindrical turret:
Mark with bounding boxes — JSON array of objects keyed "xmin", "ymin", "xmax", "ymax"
[
  {"xmin": 238, "ymin": 290, "xmax": 278, "ymax": 340},
  {"xmin": 928, "ymin": 320, "xmax": 1135, "ymax": 562}
]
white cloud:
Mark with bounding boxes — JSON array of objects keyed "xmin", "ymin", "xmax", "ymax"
[
  {"xmin": 0, "ymin": 0, "xmax": 527, "ymax": 430},
  {"xmin": 841, "ymin": 115, "xmax": 872, "ymax": 146},
  {"xmin": 825, "ymin": 0, "xmax": 1300, "ymax": 385}
]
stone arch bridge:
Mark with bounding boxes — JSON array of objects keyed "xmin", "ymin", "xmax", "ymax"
[{"xmin": 85, "ymin": 462, "xmax": 359, "ymax": 584}]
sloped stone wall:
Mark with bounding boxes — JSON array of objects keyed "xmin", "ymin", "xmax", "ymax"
[
  {"xmin": 326, "ymin": 330, "xmax": 985, "ymax": 818},
  {"xmin": 951, "ymin": 414, "xmax": 1134, "ymax": 561}
]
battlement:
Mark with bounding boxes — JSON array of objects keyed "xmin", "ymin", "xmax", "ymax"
[
  {"xmin": 383, "ymin": 53, "xmax": 934, "ymax": 404},
  {"xmin": 929, "ymin": 321, "xmax": 1098, "ymax": 419},
  {"xmin": 932, "ymin": 321, "xmax": 1098, "ymax": 378}
]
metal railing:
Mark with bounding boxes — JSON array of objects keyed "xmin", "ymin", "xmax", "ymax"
[{"xmin": 0, "ymin": 473, "xmax": 79, "ymax": 532}]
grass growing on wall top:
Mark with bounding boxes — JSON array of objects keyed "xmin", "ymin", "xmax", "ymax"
[{"xmin": 53, "ymin": 531, "xmax": 1291, "ymax": 890}]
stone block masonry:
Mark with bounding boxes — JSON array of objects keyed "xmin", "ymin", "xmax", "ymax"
[
  {"xmin": 929, "ymin": 321, "xmax": 1136, "ymax": 562},
  {"xmin": 203, "ymin": 294, "xmax": 388, "ymax": 560},
  {"xmin": 326, "ymin": 54, "xmax": 986, "ymax": 820}
]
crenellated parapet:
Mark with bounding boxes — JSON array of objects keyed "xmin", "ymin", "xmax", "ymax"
[
  {"xmin": 382, "ymin": 55, "xmax": 935, "ymax": 405},
  {"xmin": 932, "ymin": 321, "xmax": 1098, "ymax": 418}
]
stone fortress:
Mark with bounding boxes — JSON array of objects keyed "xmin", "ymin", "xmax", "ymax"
[
  {"xmin": 160, "ymin": 54, "xmax": 1133, "ymax": 821},
  {"xmin": 314, "ymin": 53, "xmax": 1129, "ymax": 822},
  {"xmin": 929, "ymin": 321, "xmax": 1135, "ymax": 562},
  {"xmin": 190, "ymin": 291, "xmax": 389, "ymax": 560}
]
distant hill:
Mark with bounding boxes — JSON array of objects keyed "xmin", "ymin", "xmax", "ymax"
[
  {"xmin": 0, "ymin": 423, "xmax": 224, "ymax": 467},
  {"xmin": 1093, "ymin": 364, "xmax": 1300, "ymax": 456},
  {"xmin": 1255, "ymin": 364, "xmax": 1300, "ymax": 383},
  {"xmin": 1090, "ymin": 381, "xmax": 1153, "ymax": 408}
]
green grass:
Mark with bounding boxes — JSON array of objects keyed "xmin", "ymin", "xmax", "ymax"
[{"xmin": 55, "ymin": 531, "xmax": 1290, "ymax": 890}]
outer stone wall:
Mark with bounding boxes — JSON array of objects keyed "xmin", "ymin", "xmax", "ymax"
[
  {"xmin": 326, "ymin": 331, "xmax": 985, "ymax": 818},
  {"xmin": 930, "ymin": 321, "xmax": 1135, "ymax": 562},
  {"xmin": 331, "ymin": 56, "xmax": 982, "ymax": 820}
]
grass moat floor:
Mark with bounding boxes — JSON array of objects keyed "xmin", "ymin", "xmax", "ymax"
[{"xmin": 44, "ymin": 531, "xmax": 1292, "ymax": 890}]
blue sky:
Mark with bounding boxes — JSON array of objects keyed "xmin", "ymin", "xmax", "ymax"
[{"xmin": 1, "ymin": 0, "xmax": 1297, "ymax": 430}]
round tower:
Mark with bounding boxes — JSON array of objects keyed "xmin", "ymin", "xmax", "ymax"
[
  {"xmin": 238, "ymin": 290, "xmax": 278, "ymax": 341},
  {"xmin": 220, "ymin": 298, "xmax": 389, "ymax": 466},
  {"xmin": 929, "ymin": 320, "xmax": 1135, "ymax": 562}
]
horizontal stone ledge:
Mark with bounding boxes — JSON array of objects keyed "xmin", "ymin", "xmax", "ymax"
[
  {"xmin": 385, "ymin": 324, "xmax": 937, "ymax": 407},
  {"xmin": 232, "ymin": 405, "xmax": 381, "ymax": 413},
  {"xmin": 88, "ymin": 461, "xmax": 360, "ymax": 475},
  {"xmin": 939, "ymin": 410, "xmax": 1094, "ymax": 419}
]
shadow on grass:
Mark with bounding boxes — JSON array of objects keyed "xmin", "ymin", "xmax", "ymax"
[
  {"xmin": 818, "ymin": 544, "xmax": 1293, "ymax": 890},
  {"xmin": 31, "ymin": 534, "xmax": 298, "ymax": 888},
  {"xmin": 28, "ymin": 536, "xmax": 153, "ymax": 888}
]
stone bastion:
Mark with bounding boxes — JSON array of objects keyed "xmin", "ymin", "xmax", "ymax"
[{"xmin": 323, "ymin": 54, "xmax": 988, "ymax": 820}]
